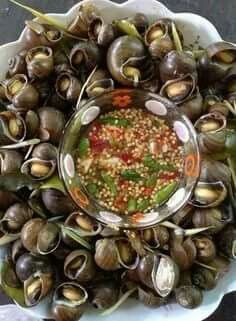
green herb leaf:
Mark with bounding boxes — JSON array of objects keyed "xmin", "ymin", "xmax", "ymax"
[
  {"xmin": 9, "ymin": 0, "xmax": 79, "ymax": 39},
  {"xmin": 101, "ymin": 172, "xmax": 117, "ymax": 195},
  {"xmin": 121, "ymin": 169, "xmax": 142, "ymax": 182},
  {"xmin": 0, "ymin": 173, "xmax": 39, "ymax": 191},
  {"xmin": 0, "ymin": 259, "xmax": 25, "ymax": 307},
  {"xmin": 171, "ymin": 21, "xmax": 183, "ymax": 52},
  {"xmin": 137, "ymin": 199, "xmax": 150, "ymax": 211},
  {"xmin": 113, "ymin": 19, "xmax": 143, "ymax": 40},
  {"xmin": 40, "ymin": 175, "xmax": 65, "ymax": 193},
  {"xmin": 127, "ymin": 198, "xmax": 137, "ymax": 213},
  {"xmin": 78, "ymin": 137, "xmax": 90, "ymax": 158},
  {"xmin": 86, "ymin": 183, "xmax": 99, "ymax": 196},
  {"xmin": 61, "ymin": 225, "xmax": 92, "ymax": 250},
  {"xmin": 154, "ymin": 182, "xmax": 178, "ymax": 205},
  {"xmin": 100, "ymin": 117, "xmax": 131, "ymax": 127}
]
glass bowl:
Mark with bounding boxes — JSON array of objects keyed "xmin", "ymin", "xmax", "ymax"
[{"xmin": 59, "ymin": 89, "xmax": 200, "ymax": 229}]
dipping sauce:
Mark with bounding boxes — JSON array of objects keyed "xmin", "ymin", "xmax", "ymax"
[{"xmin": 76, "ymin": 108, "xmax": 184, "ymax": 214}]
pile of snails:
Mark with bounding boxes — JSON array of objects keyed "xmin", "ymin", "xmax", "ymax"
[{"xmin": 0, "ymin": 1, "xmax": 236, "ymax": 321}]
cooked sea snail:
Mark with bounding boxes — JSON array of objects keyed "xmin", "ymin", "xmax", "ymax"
[
  {"xmin": 21, "ymin": 142, "xmax": 57, "ymax": 180},
  {"xmin": 51, "ymin": 282, "xmax": 88, "ymax": 321}
]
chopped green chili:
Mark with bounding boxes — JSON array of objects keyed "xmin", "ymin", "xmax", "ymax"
[
  {"xmin": 100, "ymin": 117, "xmax": 131, "ymax": 127},
  {"xmin": 143, "ymin": 154, "xmax": 176, "ymax": 172},
  {"xmin": 86, "ymin": 183, "xmax": 99, "ymax": 196},
  {"xmin": 137, "ymin": 199, "xmax": 150, "ymax": 211},
  {"xmin": 101, "ymin": 172, "xmax": 117, "ymax": 195},
  {"xmin": 121, "ymin": 169, "xmax": 142, "ymax": 181},
  {"xmin": 78, "ymin": 137, "xmax": 90, "ymax": 158},
  {"xmin": 145, "ymin": 174, "xmax": 157, "ymax": 188},
  {"xmin": 154, "ymin": 182, "xmax": 178, "ymax": 205},
  {"xmin": 127, "ymin": 198, "xmax": 137, "ymax": 212}
]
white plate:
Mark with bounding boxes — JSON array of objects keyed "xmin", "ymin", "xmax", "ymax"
[{"xmin": 0, "ymin": 0, "xmax": 234, "ymax": 321}]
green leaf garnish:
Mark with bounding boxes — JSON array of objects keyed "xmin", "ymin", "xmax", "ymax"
[
  {"xmin": 0, "ymin": 259, "xmax": 25, "ymax": 307},
  {"xmin": 0, "ymin": 173, "xmax": 39, "ymax": 191},
  {"xmin": 121, "ymin": 169, "xmax": 142, "ymax": 182},
  {"xmin": 78, "ymin": 137, "xmax": 90, "ymax": 158},
  {"xmin": 0, "ymin": 138, "xmax": 40, "ymax": 150},
  {"xmin": 154, "ymin": 182, "xmax": 178, "ymax": 205},
  {"xmin": 113, "ymin": 19, "xmax": 143, "ymax": 40},
  {"xmin": 40, "ymin": 175, "xmax": 65, "ymax": 193},
  {"xmin": 9, "ymin": 0, "xmax": 80, "ymax": 39},
  {"xmin": 61, "ymin": 225, "xmax": 92, "ymax": 250},
  {"xmin": 171, "ymin": 21, "xmax": 183, "ymax": 52},
  {"xmin": 101, "ymin": 172, "xmax": 117, "ymax": 195}
]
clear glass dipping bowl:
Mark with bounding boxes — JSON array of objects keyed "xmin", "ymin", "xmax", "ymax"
[{"xmin": 59, "ymin": 89, "xmax": 200, "ymax": 229}]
